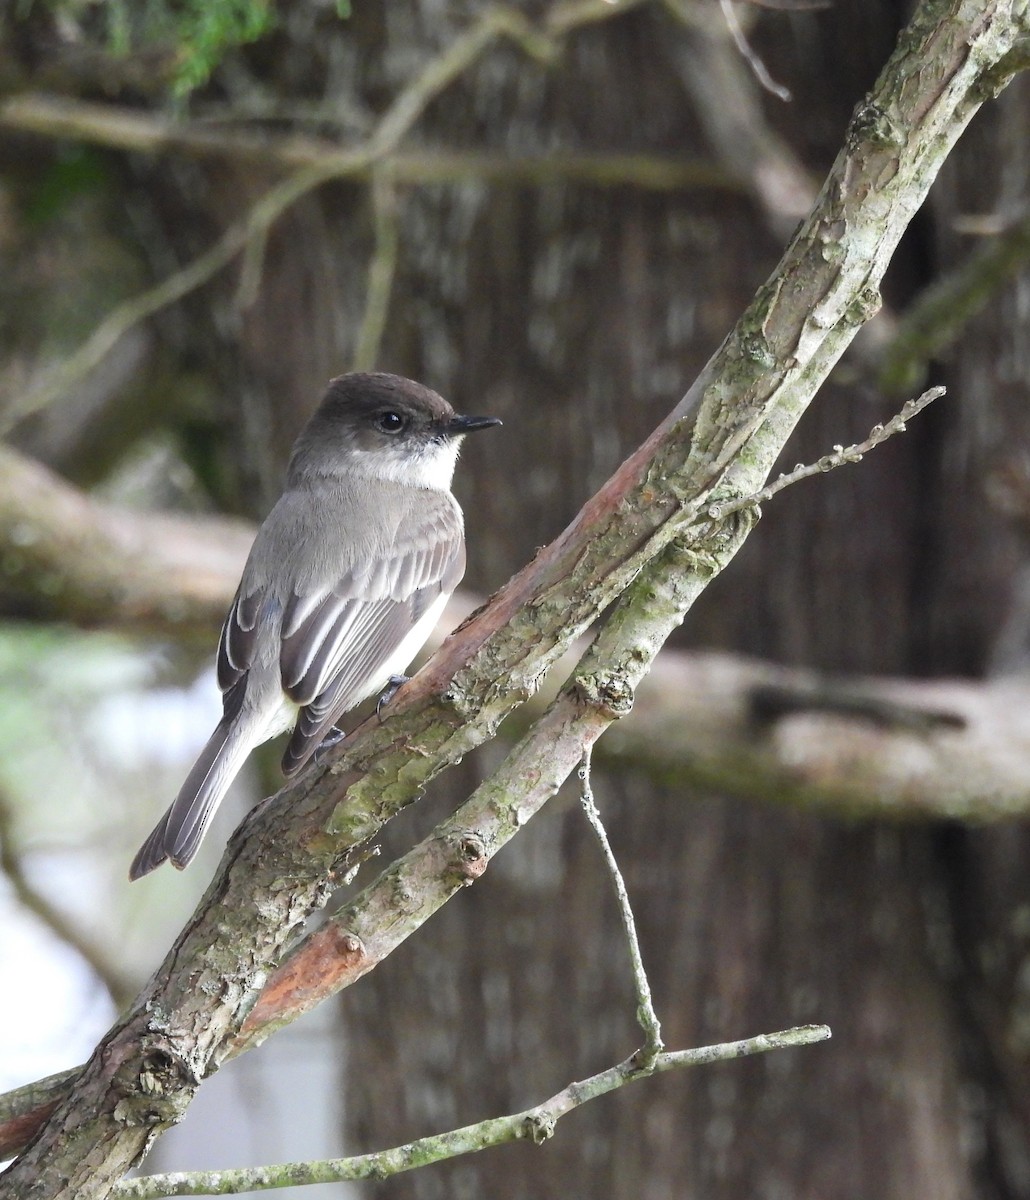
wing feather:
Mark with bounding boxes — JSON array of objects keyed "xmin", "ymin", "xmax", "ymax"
[
  {"xmin": 279, "ymin": 490, "xmax": 466, "ymax": 775},
  {"xmin": 281, "ymin": 596, "xmax": 432, "ymax": 777},
  {"xmin": 211, "ymin": 483, "xmax": 465, "ymax": 778}
]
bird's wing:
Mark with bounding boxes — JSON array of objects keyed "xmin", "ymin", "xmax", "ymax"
[
  {"xmin": 278, "ymin": 491, "xmax": 466, "ymax": 776},
  {"xmin": 216, "ymin": 589, "xmax": 266, "ymax": 713}
]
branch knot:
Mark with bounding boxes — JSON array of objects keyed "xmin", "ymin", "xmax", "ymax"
[
  {"xmin": 520, "ymin": 1112, "xmax": 556, "ymax": 1144},
  {"xmin": 443, "ymin": 831, "xmax": 489, "ymax": 885},
  {"xmin": 573, "ymin": 671, "xmax": 635, "ymax": 720}
]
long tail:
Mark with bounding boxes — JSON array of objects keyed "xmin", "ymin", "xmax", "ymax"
[{"xmin": 129, "ymin": 717, "xmax": 258, "ymax": 879}]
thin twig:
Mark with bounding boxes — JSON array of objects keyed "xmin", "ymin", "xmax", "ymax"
[
  {"xmin": 706, "ymin": 386, "xmax": 946, "ymax": 519},
  {"xmin": 746, "ymin": 0, "xmax": 831, "ymax": 10},
  {"xmin": 0, "ymin": 6, "xmax": 556, "ymax": 436},
  {"xmin": 718, "ymin": 0, "xmax": 791, "ymax": 101},
  {"xmin": 664, "ymin": 0, "xmax": 814, "ymax": 236},
  {"xmin": 351, "ymin": 170, "xmax": 401, "ymax": 371},
  {"xmin": 546, "ymin": 0, "xmax": 651, "ymax": 36},
  {"xmin": 0, "ymin": 1, "xmax": 729, "ymax": 433},
  {"xmin": 113, "ymin": 1025, "xmax": 830, "ymax": 1196},
  {"xmin": 578, "ymin": 748, "xmax": 663, "ymax": 1065},
  {"xmin": 0, "ymin": 98, "xmax": 732, "ymax": 189},
  {"xmin": 234, "ymin": 222, "xmax": 270, "ymax": 312}
]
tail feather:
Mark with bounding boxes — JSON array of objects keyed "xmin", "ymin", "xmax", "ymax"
[
  {"xmin": 128, "ymin": 810, "xmax": 172, "ymax": 879},
  {"xmin": 129, "ymin": 718, "xmax": 255, "ymax": 880}
]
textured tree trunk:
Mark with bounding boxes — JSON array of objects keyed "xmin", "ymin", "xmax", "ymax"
[{"xmin": 313, "ymin": 8, "xmax": 1030, "ymax": 1200}]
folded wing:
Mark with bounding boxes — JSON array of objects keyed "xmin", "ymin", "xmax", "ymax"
[{"xmin": 213, "ymin": 488, "xmax": 465, "ymax": 777}]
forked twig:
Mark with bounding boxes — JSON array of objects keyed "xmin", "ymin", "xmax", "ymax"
[
  {"xmin": 114, "ymin": 1025, "xmax": 830, "ymax": 1196},
  {"xmin": 707, "ymin": 386, "xmax": 946, "ymax": 520}
]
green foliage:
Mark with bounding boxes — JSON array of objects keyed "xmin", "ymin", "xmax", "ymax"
[
  {"xmin": 19, "ymin": 0, "xmax": 348, "ymax": 99},
  {"xmin": 166, "ymin": 0, "xmax": 276, "ymax": 98},
  {"xmin": 22, "ymin": 145, "xmax": 111, "ymax": 226}
]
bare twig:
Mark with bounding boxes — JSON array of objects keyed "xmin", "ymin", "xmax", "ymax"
[
  {"xmin": 0, "ymin": 97, "xmax": 733, "ymax": 190},
  {"xmin": 745, "ymin": 0, "xmax": 831, "ymax": 9},
  {"xmin": 113, "ymin": 1025, "xmax": 830, "ymax": 1197},
  {"xmin": 706, "ymin": 387, "xmax": 946, "ymax": 519},
  {"xmin": 578, "ymin": 748, "xmax": 663, "ymax": 1065},
  {"xmin": 234, "ymin": 224, "xmax": 270, "ymax": 313},
  {"xmin": 665, "ymin": 0, "xmax": 814, "ymax": 235},
  {"xmin": 546, "ymin": 0, "xmax": 651, "ymax": 37},
  {"xmin": 718, "ymin": 0, "xmax": 792, "ymax": 101},
  {"xmin": 0, "ymin": 2, "xmax": 747, "ymax": 436},
  {"xmin": 352, "ymin": 170, "xmax": 401, "ymax": 372}
]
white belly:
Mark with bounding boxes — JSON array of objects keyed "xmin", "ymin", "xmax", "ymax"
[{"xmin": 360, "ymin": 590, "xmax": 451, "ymax": 703}]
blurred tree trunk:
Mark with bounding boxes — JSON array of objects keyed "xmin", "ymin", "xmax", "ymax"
[
  {"xmin": 323, "ymin": 8, "xmax": 1030, "ymax": 1200},
  {"xmin": 6, "ymin": 1, "xmax": 1030, "ymax": 1196}
]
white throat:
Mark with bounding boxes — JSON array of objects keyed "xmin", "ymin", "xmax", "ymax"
[{"xmin": 359, "ymin": 437, "xmax": 462, "ymax": 491}]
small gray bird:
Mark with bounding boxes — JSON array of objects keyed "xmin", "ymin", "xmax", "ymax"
[{"xmin": 130, "ymin": 372, "xmax": 500, "ymax": 878}]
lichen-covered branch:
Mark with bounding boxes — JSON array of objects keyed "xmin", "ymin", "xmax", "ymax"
[
  {"xmin": 3, "ymin": 627, "xmax": 1026, "ymax": 1167},
  {"xmin": 0, "ymin": 378, "xmax": 1022, "ymax": 1164}
]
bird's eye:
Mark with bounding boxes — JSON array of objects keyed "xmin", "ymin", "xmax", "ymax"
[{"xmin": 377, "ymin": 411, "xmax": 406, "ymax": 434}]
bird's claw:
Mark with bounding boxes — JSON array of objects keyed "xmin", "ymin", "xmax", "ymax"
[
  {"xmin": 376, "ymin": 674, "xmax": 409, "ymax": 719},
  {"xmin": 314, "ymin": 726, "xmax": 346, "ymax": 764}
]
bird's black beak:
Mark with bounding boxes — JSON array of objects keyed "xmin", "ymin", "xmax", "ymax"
[{"xmin": 442, "ymin": 414, "xmax": 502, "ymax": 436}]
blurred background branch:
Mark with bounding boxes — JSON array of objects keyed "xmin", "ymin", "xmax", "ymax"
[
  {"xmin": 2, "ymin": 440, "xmax": 1028, "ymax": 830},
  {"xmin": 0, "ymin": 787, "xmax": 134, "ymax": 1008}
]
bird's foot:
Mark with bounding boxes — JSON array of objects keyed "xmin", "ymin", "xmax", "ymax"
[
  {"xmin": 314, "ymin": 726, "xmax": 346, "ymax": 764},
  {"xmin": 377, "ymin": 675, "xmax": 409, "ymax": 719}
]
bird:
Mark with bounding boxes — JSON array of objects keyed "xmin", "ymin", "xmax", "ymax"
[{"xmin": 129, "ymin": 372, "xmax": 500, "ymax": 878}]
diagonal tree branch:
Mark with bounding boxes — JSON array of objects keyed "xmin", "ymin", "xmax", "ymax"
[
  {"xmin": 0, "ymin": 377, "xmax": 1025, "ymax": 1159},
  {"xmin": 2, "ymin": 3, "xmax": 1028, "ymax": 1196},
  {"xmin": 3, "ymin": 627, "xmax": 1026, "ymax": 1165}
]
